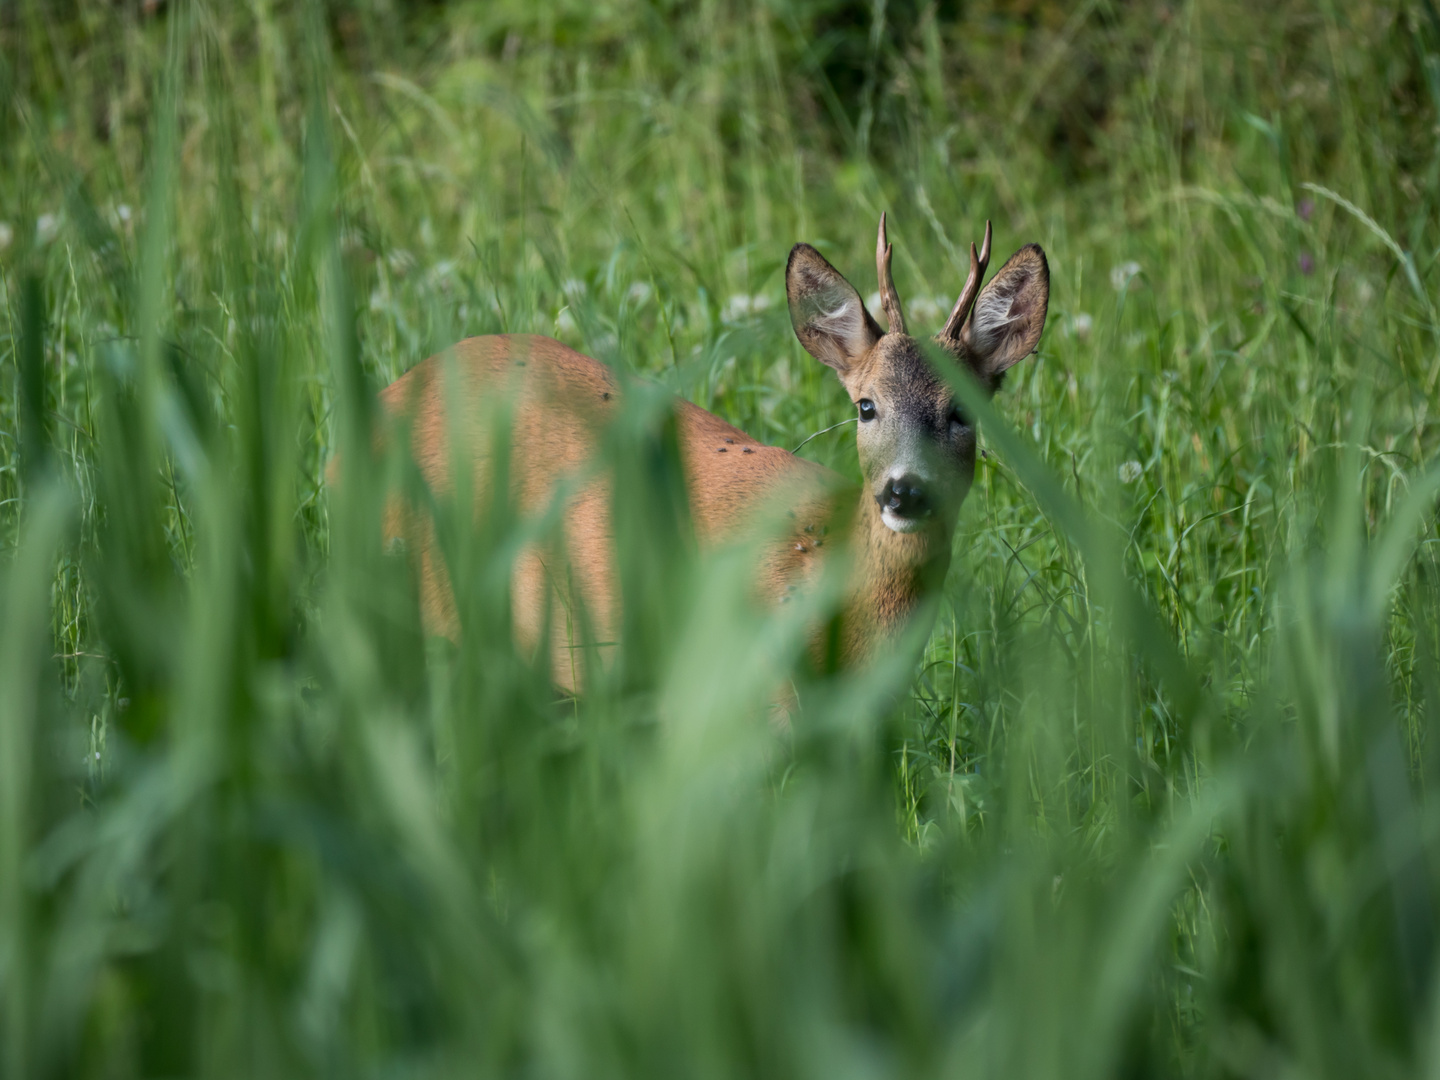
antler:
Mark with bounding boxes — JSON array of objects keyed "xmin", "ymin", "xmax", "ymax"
[
  {"xmin": 875, "ymin": 212, "xmax": 906, "ymax": 335},
  {"xmin": 938, "ymin": 219, "xmax": 992, "ymax": 344}
]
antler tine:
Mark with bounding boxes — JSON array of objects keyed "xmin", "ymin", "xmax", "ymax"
[
  {"xmin": 876, "ymin": 211, "xmax": 906, "ymax": 335},
  {"xmin": 939, "ymin": 219, "xmax": 993, "ymax": 343}
]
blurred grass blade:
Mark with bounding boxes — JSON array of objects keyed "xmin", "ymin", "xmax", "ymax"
[
  {"xmin": 0, "ymin": 484, "xmax": 72, "ymax": 1080},
  {"xmin": 1366, "ymin": 456, "xmax": 1440, "ymax": 620},
  {"xmin": 16, "ymin": 274, "xmax": 49, "ymax": 484},
  {"xmin": 932, "ymin": 341, "xmax": 1210, "ymax": 725}
]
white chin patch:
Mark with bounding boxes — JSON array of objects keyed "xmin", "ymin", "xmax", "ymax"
[{"xmin": 881, "ymin": 508, "xmax": 925, "ymax": 534}]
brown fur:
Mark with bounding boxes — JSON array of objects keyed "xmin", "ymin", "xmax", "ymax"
[{"xmin": 370, "ymin": 335, "xmax": 845, "ymax": 686}]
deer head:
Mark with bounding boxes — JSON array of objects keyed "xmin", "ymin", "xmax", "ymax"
[{"xmin": 786, "ymin": 214, "xmax": 1049, "ymax": 536}]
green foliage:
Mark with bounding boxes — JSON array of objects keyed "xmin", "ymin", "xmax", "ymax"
[{"xmin": 3, "ymin": 1, "xmax": 1440, "ymax": 1076}]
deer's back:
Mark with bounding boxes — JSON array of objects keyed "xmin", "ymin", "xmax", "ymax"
[{"xmin": 379, "ymin": 335, "xmax": 840, "ymax": 681}]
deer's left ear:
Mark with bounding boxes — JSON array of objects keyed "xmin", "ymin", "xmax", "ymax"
[{"xmin": 960, "ymin": 244, "xmax": 1049, "ymax": 382}]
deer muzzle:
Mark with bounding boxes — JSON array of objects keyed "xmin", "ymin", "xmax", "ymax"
[{"xmin": 876, "ymin": 472, "xmax": 932, "ymax": 533}]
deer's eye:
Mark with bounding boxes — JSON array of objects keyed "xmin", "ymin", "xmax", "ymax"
[
  {"xmin": 857, "ymin": 399, "xmax": 877, "ymax": 422},
  {"xmin": 948, "ymin": 407, "xmax": 969, "ymax": 431}
]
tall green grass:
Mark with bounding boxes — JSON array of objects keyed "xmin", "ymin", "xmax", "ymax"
[{"xmin": 3, "ymin": 1, "xmax": 1440, "ymax": 1075}]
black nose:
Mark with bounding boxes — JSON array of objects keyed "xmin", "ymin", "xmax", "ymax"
[{"xmin": 877, "ymin": 473, "xmax": 930, "ymax": 518}]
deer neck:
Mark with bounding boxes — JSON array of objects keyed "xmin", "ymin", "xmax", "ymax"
[{"xmin": 838, "ymin": 490, "xmax": 953, "ymax": 662}]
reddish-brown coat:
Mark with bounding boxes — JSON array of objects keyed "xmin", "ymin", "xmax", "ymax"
[{"xmin": 373, "ymin": 334, "xmax": 889, "ymax": 687}]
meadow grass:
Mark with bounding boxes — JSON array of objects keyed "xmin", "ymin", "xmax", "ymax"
[{"xmin": 3, "ymin": 1, "xmax": 1440, "ymax": 1076}]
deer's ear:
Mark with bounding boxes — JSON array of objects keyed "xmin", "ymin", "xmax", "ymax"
[
  {"xmin": 786, "ymin": 243, "xmax": 882, "ymax": 375},
  {"xmin": 960, "ymin": 244, "xmax": 1049, "ymax": 382}
]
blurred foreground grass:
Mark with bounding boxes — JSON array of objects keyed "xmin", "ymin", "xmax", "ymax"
[{"xmin": 4, "ymin": 1, "xmax": 1440, "ymax": 1076}]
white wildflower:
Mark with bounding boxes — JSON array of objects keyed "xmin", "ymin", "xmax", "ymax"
[
  {"xmin": 36, "ymin": 212, "xmax": 60, "ymax": 245},
  {"xmin": 866, "ymin": 291, "xmax": 883, "ymax": 313},
  {"xmin": 561, "ymin": 277, "xmax": 587, "ymax": 300},
  {"xmin": 1118, "ymin": 460, "xmax": 1143, "ymax": 484},
  {"xmin": 1110, "ymin": 261, "xmax": 1142, "ymax": 292},
  {"xmin": 1069, "ymin": 313, "xmax": 1093, "ymax": 341},
  {"xmin": 0, "ymin": 222, "xmax": 12, "ymax": 251},
  {"xmin": 721, "ymin": 292, "xmax": 772, "ymax": 324},
  {"xmin": 556, "ymin": 307, "xmax": 577, "ymax": 334},
  {"xmin": 721, "ymin": 293, "xmax": 754, "ymax": 324},
  {"xmin": 386, "ymin": 249, "xmax": 415, "ymax": 276},
  {"xmin": 627, "ymin": 280, "xmax": 652, "ymax": 305}
]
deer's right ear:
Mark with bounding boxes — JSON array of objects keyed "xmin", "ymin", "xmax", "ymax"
[{"xmin": 786, "ymin": 244, "xmax": 882, "ymax": 374}]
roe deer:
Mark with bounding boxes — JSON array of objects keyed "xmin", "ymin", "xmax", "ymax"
[{"xmin": 365, "ymin": 215, "xmax": 1048, "ymax": 688}]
